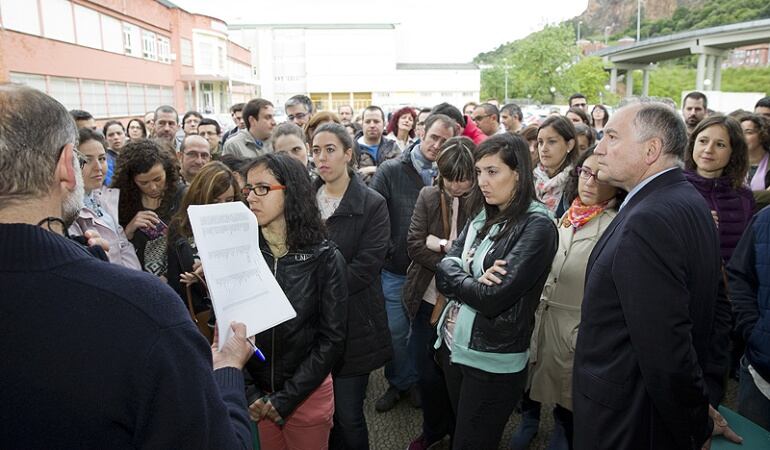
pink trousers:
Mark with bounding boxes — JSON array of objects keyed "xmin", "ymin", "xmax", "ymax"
[{"xmin": 258, "ymin": 375, "xmax": 335, "ymax": 450}]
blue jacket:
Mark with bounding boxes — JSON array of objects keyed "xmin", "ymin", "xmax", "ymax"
[{"xmin": 727, "ymin": 205, "xmax": 770, "ymax": 382}]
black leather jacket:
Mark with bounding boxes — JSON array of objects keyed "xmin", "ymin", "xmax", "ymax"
[
  {"xmin": 245, "ymin": 237, "xmax": 348, "ymax": 418},
  {"xmin": 436, "ymin": 210, "xmax": 557, "ymax": 354}
]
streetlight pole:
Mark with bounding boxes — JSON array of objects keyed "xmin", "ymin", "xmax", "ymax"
[
  {"xmin": 577, "ymin": 21, "xmax": 582, "ymax": 42},
  {"xmin": 503, "ymin": 58, "xmax": 509, "ymax": 103},
  {"xmin": 637, "ymin": 0, "xmax": 641, "ymax": 42}
]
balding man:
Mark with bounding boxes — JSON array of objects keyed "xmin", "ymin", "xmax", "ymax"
[
  {"xmin": 178, "ymin": 134, "xmax": 212, "ymax": 183},
  {"xmin": 0, "ymin": 84, "xmax": 254, "ymax": 448},
  {"xmin": 573, "ymin": 101, "xmax": 737, "ymax": 449}
]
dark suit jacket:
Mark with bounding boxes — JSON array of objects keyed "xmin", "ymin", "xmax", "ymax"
[{"xmin": 573, "ymin": 168, "xmax": 727, "ymax": 450}]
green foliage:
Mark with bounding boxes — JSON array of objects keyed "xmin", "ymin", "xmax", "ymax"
[
  {"xmin": 478, "ymin": 25, "xmax": 609, "ymax": 103},
  {"xmin": 617, "ymin": 0, "xmax": 770, "ymax": 40}
]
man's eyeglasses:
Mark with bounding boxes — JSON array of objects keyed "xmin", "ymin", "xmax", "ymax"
[
  {"xmin": 287, "ymin": 112, "xmax": 308, "ymax": 122},
  {"xmin": 471, "ymin": 114, "xmax": 489, "ymax": 123},
  {"xmin": 241, "ymin": 184, "xmax": 286, "ymax": 197}
]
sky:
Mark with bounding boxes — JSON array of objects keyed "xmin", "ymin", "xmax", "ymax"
[{"xmin": 171, "ymin": 0, "xmax": 589, "ymax": 63}]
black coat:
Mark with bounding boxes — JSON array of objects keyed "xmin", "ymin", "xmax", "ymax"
[
  {"xmin": 370, "ymin": 144, "xmax": 428, "ymax": 275},
  {"xmin": 573, "ymin": 169, "xmax": 731, "ymax": 450},
  {"xmin": 245, "ymin": 237, "xmax": 348, "ymax": 419},
  {"xmin": 316, "ymin": 174, "xmax": 393, "ymax": 377}
]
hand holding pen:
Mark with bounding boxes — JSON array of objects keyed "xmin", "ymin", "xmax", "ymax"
[{"xmin": 211, "ymin": 321, "xmax": 253, "ymax": 371}]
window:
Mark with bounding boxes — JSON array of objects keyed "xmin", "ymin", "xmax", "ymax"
[
  {"xmin": 157, "ymin": 36, "xmax": 171, "ymax": 63},
  {"xmin": 123, "ymin": 23, "xmax": 141, "ymax": 57},
  {"xmin": 128, "ymin": 84, "xmax": 145, "ymax": 115},
  {"xmin": 142, "ymin": 31, "xmax": 157, "ymax": 60},
  {"xmin": 161, "ymin": 86, "xmax": 173, "ymax": 106},
  {"xmin": 41, "ymin": 0, "xmax": 74, "ymax": 43},
  {"xmin": 145, "ymin": 85, "xmax": 161, "ymax": 110},
  {"xmin": 49, "ymin": 77, "xmax": 81, "ymax": 110},
  {"xmin": 107, "ymin": 83, "xmax": 128, "ymax": 116},
  {"xmin": 181, "ymin": 39, "xmax": 193, "ymax": 66},
  {"xmin": 9, "ymin": 73, "xmax": 46, "ymax": 93},
  {"xmin": 81, "ymin": 80, "xmax": 107, "ymax": 117},
  {"xmin": 0, "ymin": 0, "xmax": 41, "ymax": 35},
  {"xmin": 101, "ymin": 14, "xmax": 123, "ymax": 54},
  {"xmin": 74, "ymin": 4, "xmax": 101, "ymax": 49}
]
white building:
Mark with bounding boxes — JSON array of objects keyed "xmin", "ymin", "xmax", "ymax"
[{"xmin": 227, "ymin": 22, "xmax": 480, "ymax": 114}]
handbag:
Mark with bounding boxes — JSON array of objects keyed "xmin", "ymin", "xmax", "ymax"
[{"xmin": 185, "ymin": 272, "xmax": 214, "ymax": 344}]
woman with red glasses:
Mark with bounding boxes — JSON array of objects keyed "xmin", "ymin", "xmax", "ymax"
[
  {"xmin": 241, "ymin": 153, "xmax": 348, "ymax": 450},
  {"xmin": 512, "ymin": 145, "xmax": 623, "ymax": 449}
]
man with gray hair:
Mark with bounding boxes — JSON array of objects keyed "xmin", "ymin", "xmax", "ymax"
[
  {"xmin": 0, "ymin": 84, "xmax": 255, "ymax": 448},
  {"xmin": 285, "ymin": 94, "xmax": 314, "ymax": 128},
  {"xmin": 500, "ymin": 103, "xmax": 524, "ymax": 133},
  {"xmin": 369, "ymin": 114, "xmax": 457, "ymax": 413},
  {"xmin": 573, "ymin": 101, "xmax": 738, "ymax": 449}
]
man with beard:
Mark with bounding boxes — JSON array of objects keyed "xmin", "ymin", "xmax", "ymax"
[
  {"xmin": 0, "ymin": 84, "xmax": 255, "ymax": 448},
  {"xmin": 683, "ymin": 91, "xmax": 708, "ymax": 135},
  {"xmin": 154, "ymin": 105, "xmax": 180, "ymax": 147}
]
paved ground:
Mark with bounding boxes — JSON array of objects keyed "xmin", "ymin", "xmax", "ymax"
[{"xmin": 364, "ymin": 367, "xmax": 740, "ymax": 450}]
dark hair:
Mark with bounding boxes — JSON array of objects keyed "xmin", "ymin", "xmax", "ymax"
[
  {"xmin": 154, "ymin": 105, "xmax": 178, "ymax": 123},
  {"xmin": 437, "ymin": 136, "xmax": 476, "ymax": 187},
  {"xmin": 564, "ymin": 145, "xmax": 625, "ymax": 205},
  {"xmin": 243, "ymin": 153, "xmax": 326, "ymax": 250},
  {"xmin": 501, "ymin": 103, "xmax": 523, "ymax": 121},
  {"xmin": 242, "ymin": 98, "xmax": 273, "ymax": 130},
  {"xmin": 219, "ymin": 154, "xmax": 249, "ymax": 178},
  {"xmin": 70, "ymin": 109, "xmax": 93, "ymax": 121},
  {"xmin": 519, "ymin": 124, "xmax": 538, "ymax": 142},
  {"xmin": 683, "ymin": 91, "xmax": 708, "ymax": 109},
  {"xmin": 424, "ymin": 114, "xmax": 457, "ymax": 137},
  {"xmin": 314, "ymin": 122, "xmax": 354, "ymax": 151},
  {"xmin": 478, "ymin": 103, "xmax": 500, "ymax": 120},
  {"xmin": 386, "ymin": 106, "xmax": 417, "ymax": 138},
  {"xmin": 78, "ymin": 127, "xmax": 106, "ymax": 149},
  {"xmin": 126, "ymin": 118, "xmax": 148, "ymax": 138},
  {"xmin": 538, "ymin": 115, "xmax": 578, "ymax": 173},
  {"xmin": 111, "ymin": 138, "xmax": 180, "ymax": 228},
  {"xmin": 362, "ymin": 105, "xmax": 385, "ymax": 122},
  {"xmin": 591, "ymin": 104, "xmax": 610, "ymax": 127},
  {"xmin": 285, "ymin": 95, "xmax": 314, "ymax": 114},
  {"xmin": 197, "ymin": 117, "xmax": 221, "ymax": 135},
  {"xmin": 685, "ymin": 115, "xmax": 749, "ymax": 189},
  {"xmin": 739, "ymin": 113, "xmax": 770, "ymax": 152},
  {"xmin": 568, "ymin": 93, "xmax": 586, "ymax": 106},
  {"xmin": 273, "ymin": 121, "xmax": 306, "ymax": 144},
  {"xmin": 431, "ymin": 102, "xmax": 466, "ymax": 128},
  {"xmin": 756, "ymin": 96, "xmax": 770, "ymax": 110},
  {"xmin": 473, "ymin": 133, "xmax": 537, "ymax": 240},
  {"xmin": 462, "ymin": 101, "xmax": 478, "ymax": 114},
  {"xmin": 182, "ymin": 111, "xmax": 203, "ymax": 127},
  {"xmin": 230, "ymin": 103, "xmax": 246, "ymax": 114},
  {"xmin": 102, "ymin": 120, "xmax": 125, "ymax": 137},
  {"xmin": 574, "ymin": 123, "xmax": 596, "ymax": 148},
  {"xmin": 566, "ymin": 107, "xmax": 590, "ymax": 126},
  {"xmin": 169, "ymin": 161, "xmax": 241, "ymax": 239}
]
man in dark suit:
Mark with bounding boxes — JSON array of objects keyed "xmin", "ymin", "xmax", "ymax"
[{"xmin": 573, "ymin": 101, "xmax": 739, "ymax": 449}]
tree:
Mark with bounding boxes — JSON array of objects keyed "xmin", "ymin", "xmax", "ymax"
[{"xmin": 563, "ymin": 56, "xmax": 611, "ymax": 104}]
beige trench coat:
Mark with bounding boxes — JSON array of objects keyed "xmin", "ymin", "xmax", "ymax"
[{"xmin": 528, "ymin": 208, "xmax": 616, "ymax": 410}]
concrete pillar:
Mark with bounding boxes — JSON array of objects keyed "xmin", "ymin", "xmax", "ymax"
[
  {"xmin": 705, "ymin": 55, "xmax": 714, "ymax": 86},
  {"xmin": 194, "ymin": 80, "xmax": 200, "ymax": 110},
  {"xmin": 610, "ymin": 68, "xmax": 618, "ymax": 93},
  {"xmin": 626, "ymin": 70, "xmax": 634, "ymax": 97},
  {"xmin": 714, "ymin": 56, "xmax": 723, "ymax": 91},
  {"xmin": 642, "ymin": 70, "xmax": 650, "ymax": 96},
  {"xmin": 696, "ymin": 53, "xmax": 706, "ymax": 91}
]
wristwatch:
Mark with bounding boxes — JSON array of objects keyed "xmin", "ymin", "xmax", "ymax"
[{"xmin": 439, "ymin": 239, "xmax": 449, "ymax": 253}]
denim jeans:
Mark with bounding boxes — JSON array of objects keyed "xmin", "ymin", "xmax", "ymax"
[
  {"xmin": 381, "ymin": 270, "xmax": 417, "ymax": 391},
  {"xmin": 738, "ymin": 355, "xmax": 770, "ymax": 431},
  {"xmin": 411, "ymin": 300, "xmax": 454, "ymax": 442},
  {"xmin": 329, "ymin": 373, "xmax": 371, "ymax": 450}
]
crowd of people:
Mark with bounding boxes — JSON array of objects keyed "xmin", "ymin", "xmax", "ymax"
[{"xmin": 3, "ymin": 81, "xmax": 770, "ymax": 450}]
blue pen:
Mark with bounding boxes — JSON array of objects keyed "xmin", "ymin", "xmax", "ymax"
[{"xmin": 248, "ymin": 339, "xmax": 266, "ymax": 361}]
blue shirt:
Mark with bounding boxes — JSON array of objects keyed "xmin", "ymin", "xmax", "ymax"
[{"xmin": 620, "ymin": 166, "xmax": 678, "ymax": 210}]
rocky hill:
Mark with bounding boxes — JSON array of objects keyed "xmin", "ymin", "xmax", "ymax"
[{"xmin": 577, "ymin": 0, "xmax": 702, "ymax": 36}]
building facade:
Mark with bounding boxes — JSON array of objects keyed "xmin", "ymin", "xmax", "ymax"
[
  {"xmin": 228, "ymin": 22, "xmax": 480, "ymax": 114},
  {"xmin": 0, "ymin": 0, "xmax": 258, "ymax": 122}
]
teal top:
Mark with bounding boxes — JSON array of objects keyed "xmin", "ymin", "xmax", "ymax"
[{"xmin": 434, "ymin": 201, "xmax": 553, "ymax": 374}]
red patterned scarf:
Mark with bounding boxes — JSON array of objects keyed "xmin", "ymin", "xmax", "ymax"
[{"xmin": 562, "ymin": 197, "xmax": 613, "ymax": 230}]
